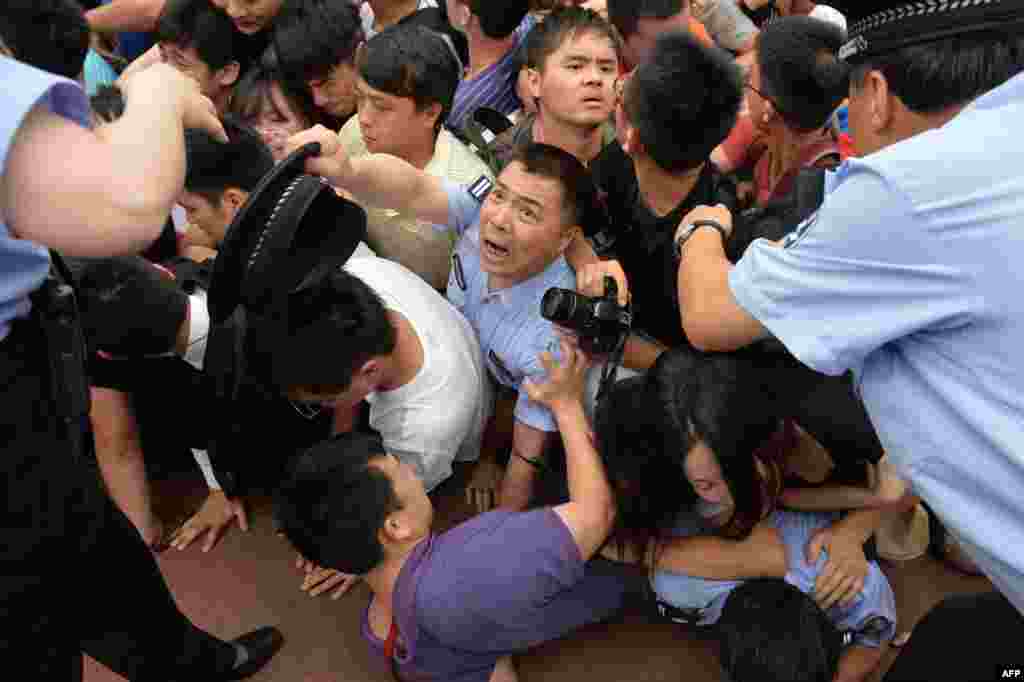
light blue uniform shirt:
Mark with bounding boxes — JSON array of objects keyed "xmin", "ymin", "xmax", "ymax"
[
  {"xmin": 442, "ymin": 180, "xmax": 571, "ymax": 432},
  {"xmin": 0, "ymin": 57, "xmax": 92, "ymax": 341},
  {"xmin": 652, "ymin": 510, "xmax": 897, "ymax": 648},
  {"xmin": 730, "ymin": 72, "xmax": 1024, "ymax": 614}
]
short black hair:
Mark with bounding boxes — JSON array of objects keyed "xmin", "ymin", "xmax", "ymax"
[
  {"xmin": 229, "ymin": 45, "xmax": 323, "ymax": 131},
  {"xmin": 624, "ymin": 31, "xmax": 742, "ymax": 173},
  {"xmin": 852, "ymin": 31, "xmax": 1024, "ymax": 114},
  {"xmin": 184, "ymin": 116, "xmax": 275, "ymax": 205},
  {"xmin": 276, "ymin": 432, "xmax": 401, "ymax": 574},
  {"xmin": 91, "ymin": 84, "xmax": 126, "ymax": 124},
  {"xmin": 272, "ymin": 269, "xmax": 397, "ymax": 396},
  {"xmin": 507, "ymin": 142, "xmax": 600, "ymax": 230},
  {"xmin": 273, "ymin": 0, "xmax": 363, "ymax": 83},
  {"xmin": 718, "ymin": 579, "xmax": 844, "ymax": 682},
  {"xmin": 607, "ymin": 0, "xmax": 683, "ymax": 40},
  {"xmin": 0, "ymin": 0, "xmax": 90, "ymax": 79},
  {"xmin": 466, "ymin": 0, "xmax": 530, "ymax": 40},
  {"xmin": 758, "ymin": 16, "xmax": 849, "ymax": 132},
  {"xmin": 75, "ymin": 256, "xmax": 188, "ymax": 357},
  {"xmin": 156, "ymin": 0, "xmax": 241, "ymax": 72},
  {"xmin": 358, "ymin": 24, "xmax": 462, "ymax": 132},
  {"xmin": 525, "ymin": 5, "xmax": 623, "ymax": 72}
]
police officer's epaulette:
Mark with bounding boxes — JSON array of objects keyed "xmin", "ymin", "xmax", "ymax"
[{"xmin": 468, "ymin": 176, "xmax": 493, "ymax": 204}]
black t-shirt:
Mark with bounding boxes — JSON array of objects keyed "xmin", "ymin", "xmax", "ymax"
[
  {"xmin": 89, "ymin": 354, "xmax": 216, "ymax": 473},
  {"xmin": 591, "ymin": 141, "xmax": 736, "ymax": 349},
  {"xmin": 88, "ymin": 351, "xmax": 331, "ymax": 490}
]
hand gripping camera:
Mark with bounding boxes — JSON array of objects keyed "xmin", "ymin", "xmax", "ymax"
[{"xmin": 541, "ymin": 277, "xmax": 632, "ymax": 355}]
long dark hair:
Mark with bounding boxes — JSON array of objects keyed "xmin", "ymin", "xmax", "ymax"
[
  {"xmin": 230, "ymin": 46, "xmax": 338, "ymax": 131},
  {"xmin": 595, "ymin": 347, "xmax": 782, "ymax": 563}
]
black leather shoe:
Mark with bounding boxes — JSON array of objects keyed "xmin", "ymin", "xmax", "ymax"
[{"xmin": 224, "ymin": 626, "xmax": 284, "ymax": 680}]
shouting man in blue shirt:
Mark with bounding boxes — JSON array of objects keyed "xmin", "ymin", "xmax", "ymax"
[
  {"xmin": 288, "ymin": 126, "xmax": 600, "ymax": 511},
  {"xmin": 672, "ymin": 2, "xmax": 1024, "ymax": 681}
]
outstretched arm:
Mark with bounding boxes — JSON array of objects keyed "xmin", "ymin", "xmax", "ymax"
[{"xmin": 286, "ymin": 125, "xmax": 452, "ymax": 227}]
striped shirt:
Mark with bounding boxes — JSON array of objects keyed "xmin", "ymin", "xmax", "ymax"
[
  {"xmin": 360, "ymin": 0, "xmax": 438, "ymax": 38},
  {"xmin": 441, "ymin": 179, "xmax": 571, "ymax": 433},
  {"xmin": 447, "ymin": 14, "xmax": 536, "ymax": 136}
]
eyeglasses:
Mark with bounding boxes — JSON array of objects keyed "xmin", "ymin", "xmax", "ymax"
[{"xmin": 288, "ymin": 398, "xmax": 324, "ymax": 420}]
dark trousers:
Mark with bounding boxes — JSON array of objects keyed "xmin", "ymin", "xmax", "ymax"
[
  {"xmin": 0, "ymin": 319, "xmax": 236, "ymax": 681},
  {"xmin": 884, "ymin": 591, "xmax": 1024, "ymax": 682}
]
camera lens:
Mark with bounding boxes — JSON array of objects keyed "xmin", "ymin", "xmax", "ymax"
[{"xmin": 541, "ymin": 288, "xmax": 577, "ymax": 324}]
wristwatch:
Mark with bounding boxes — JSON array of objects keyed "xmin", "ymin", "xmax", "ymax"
[{"xmin": 674, "ymin": 219, "xmax": 729, "ymax": 262}]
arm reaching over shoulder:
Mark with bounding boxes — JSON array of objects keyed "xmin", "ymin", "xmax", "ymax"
[
  {"xmin": 525, "ymin": 340, "xmax": 615, "ymax": 561},
  {"xmin": 1, "ymin": 63, "xmax": 225, "ymax": 256},
  {"xmin": 286, "ymin": 126, "xmax": 452, "ymax": 227},
  {"xmin": 676, "ymin": 205, "xmax": 768, "ymax": 352}
]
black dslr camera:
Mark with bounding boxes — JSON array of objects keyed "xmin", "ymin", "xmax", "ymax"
[{"xmin": 541, "ymin": 277, "xmax": 631, "ymax": 355}]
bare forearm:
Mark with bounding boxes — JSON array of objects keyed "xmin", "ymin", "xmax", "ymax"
[
  {"xmin": 557, "ymin": 401, "xmax": 612, "ymax": 517},
  {"xmin": 86, "ymin": 0, "xmax": 165, "ymax": 33},
  {"xmin": 91, "ymin": 391, "xmax": 154, "ymax": 529},
  {"xmin": 552, "ymin": 399, "xmax": 615, "ymax": 559},
  {"xmin": 834, "ymin": 645, "xmax": 883, "ymax": 682},
  {"xmin": 678, "ymin": 230, "xmax": 743, "ymax": 351},
  {"xmin": 96, "ymin": 439, "xmax": 155, "ymax": 528},
  {"xmin": 654, "ymin": 524, "xmax": 787, "ymax": 579},
  {"xmin": 340, "ymin": 155, "xmax": 450, "ymax": 225},
  {"xmin": 781, "ymin": 485, "xmax": 885, "ymax": 511}
]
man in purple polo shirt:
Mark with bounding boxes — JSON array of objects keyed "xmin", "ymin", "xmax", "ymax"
[{"xmin": 276, "ymin": 339, "xmax": 630, "ymax": 681}]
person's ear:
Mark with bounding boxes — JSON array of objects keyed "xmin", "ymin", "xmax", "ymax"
[
  {"xmin": 457, "ymin": 3, "xmax": 474, "ymax": 29},
  {"xmin": 867, "ymin": 69, "xmax": 895, "ymax": 133},
  {"xmin": 525, "ymin": 67, "xmax": 543, "ymax": 101},
  {"xmin": 380, "ymin": 511, "xmax": 415, "ymax": 544},
  {"xmin": 760, "ymin": 97, "xmax": 779, "ymax": 127},
  {"xmin": 216, "ymin": 60, "xmax": 241, "ymax": 88},
  {"xmin": 358, "ymin": 359, "xmax": 382, "ymax": 385},
  {"xmin": 222, "ymin": 188, "xmax": 248, "ymax": 215},
  {"xmin": 422, "ymin": 102, "xmax": 443, "ymax": 131},
  {"xmin": 558, "ymin": 224, "xmax": 581, "ymax": 254},
  {"xmin": 622, "ymin": 124, "xmax": 643, "ymax": 156}
]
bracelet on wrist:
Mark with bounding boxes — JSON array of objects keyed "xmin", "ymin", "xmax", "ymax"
[{"xmin": 674, "ymin": 219, "xmax": 729, "ymax": 262}]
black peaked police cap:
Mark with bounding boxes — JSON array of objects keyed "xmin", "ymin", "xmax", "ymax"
[
  {"xmin": 833, "ymin": 0, "xmax": 1024, "ymax": 64},
  {"xmin": 204, "ymin": 143, "xmax": 365, "ymax": 498},
  {"xmin": 208, "ymin": 142, "xmax": 367, "ymax": 324}
]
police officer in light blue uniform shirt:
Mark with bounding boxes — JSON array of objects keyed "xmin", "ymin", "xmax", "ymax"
[
  {"xmin": 729, "ymin": 52, "xmax": 1024, "ymax": 618},
  {"xmin": 444, "ymin": 177, "xmax": 572, "ymax": 434},
  {"xmin": 674, "ymin": 1, "xmax": 1024, "ymax": 679},
  {"xmin": 0, "ymin": 65, "xmax": 88, "ymax": 339},
  {"xmin": 0, "ymin": 50, "xmax": 281, "ymax": 677}
]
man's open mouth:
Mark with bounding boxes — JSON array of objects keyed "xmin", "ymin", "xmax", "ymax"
[{"xmin": 483, "ymin": 238, "xmax": 510, "ymax": 259}]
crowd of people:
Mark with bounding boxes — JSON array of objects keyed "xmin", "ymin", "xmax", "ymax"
[{"xmin": 2, "ymin": 0, "xmax": 1024, "ymax": 681}]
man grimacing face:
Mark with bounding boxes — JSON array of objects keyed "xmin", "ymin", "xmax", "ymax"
[{"xmin": 476, "ymin": 162, "xmax": 576, "ymax": 290}]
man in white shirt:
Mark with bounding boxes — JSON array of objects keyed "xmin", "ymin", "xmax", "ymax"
[{"xmin": 276, "ymin": 254, "xmax": 492, "ymax": 598}]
